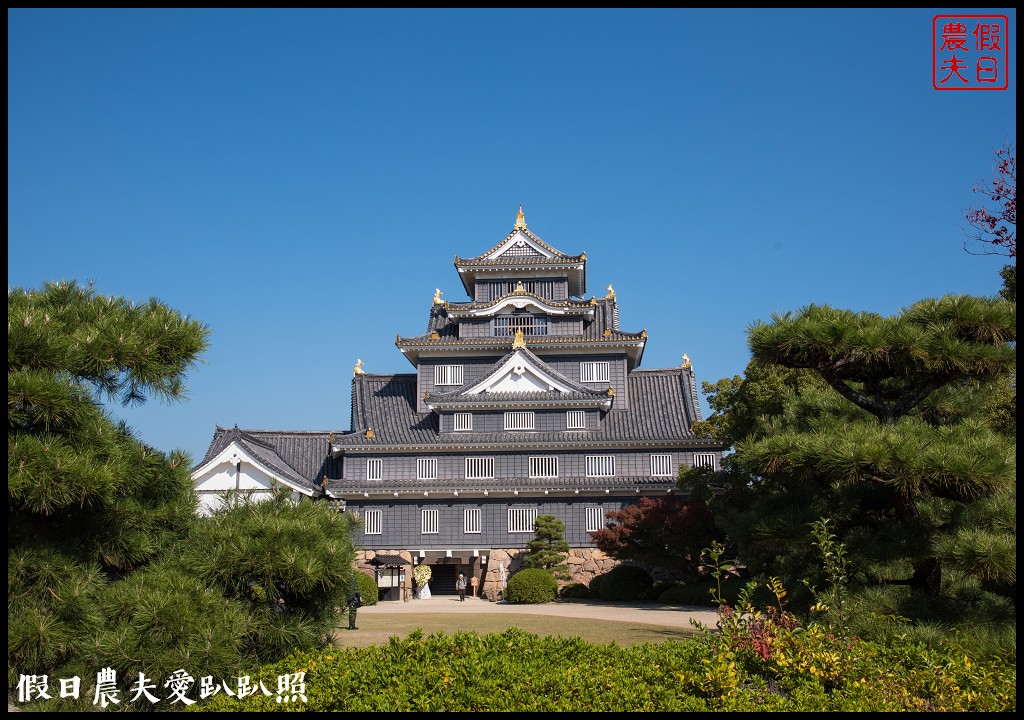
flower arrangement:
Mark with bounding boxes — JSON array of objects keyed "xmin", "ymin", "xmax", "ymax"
[{"xmin": 413, "ymin": 564, "xmax": 432, "ymax": 586}]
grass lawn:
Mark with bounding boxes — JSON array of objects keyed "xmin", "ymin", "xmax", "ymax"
[{"xmin": 331, "ymin": 612, "xmax": 703, "ymax": 650}]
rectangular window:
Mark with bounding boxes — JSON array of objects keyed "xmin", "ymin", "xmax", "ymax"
[
  {"xmin": 417, "ymin": 458, "xmax": 437, "ymax": 480},
  {"xmin": 508, "ymin": 508, "xmax": 538, "ymax": 533},
  {"xmin": 566, "ymin": 410, "xmax": 586, "ymax": 430},
  {"xmin": 421, "ymin": 509, "xmax": 438, "ymax": 534},
  {"xmin": 580, "ymin": 361, "xmax": 610, "ymax": 383},
  {"xmin": 465, "ymin": 457, "xmax": 494, "ymax": 479},
  {"xmin": 493, "ymin": 315, "xmax": 549, "ymax": 336},
  {"xmin": 693, "ymin": 453, "xmax": 717, "ymax": 470},
  {"xmin": 364, "ymin": 509, "xmax": 382, "ymax": 535},
  {"xmin": 464, "ymin": 508, "xmax": 481, "ymax": 534},
  {"xmin": 504, "ymin": 411, "xmax": 535, "ymax": 430},
  {"xmin": 434, "ymin": 364, "xmax": 464, "ymax": 386},
  {"xmin": 453, "ymin": 412, "xmax": 472, "ymax": 431},
  {"xmin": 651, "ymin": 454, "xmax": 674, "ymax": 477},
  {"xmin": 366, "ymin": 458, "xmax": 382, "ymax": 481},
  {"xmin": 529, "ymin": 456, "xmax": 558, "ymax": 478},
  {"xmin": 586, "ymin": 455, "xmax": 615, "ymax": 477},
  {"xmin": 586, "ymin": 507, "xmax": 605, "ymax": 532}
]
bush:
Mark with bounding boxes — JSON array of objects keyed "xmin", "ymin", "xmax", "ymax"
[
  {"xmin": 595, "ymin": 564, "xmax": 653, "ymax": 601},
  {"xmin": 355, "ymin": 571, "xmax": 378, "ymax": 607},
  {"xmin": 659, "ymin": 577, "xmax": 749, "ymax": 606},
  {"xmin": 559, "ymin": 582, "xmax": 591, "ymax": 599},
  {"xmin": 505, "ymin": 568, "xmax": 558, "ymax": 604},
  {"xmin": 588, "ymin": 573, "xmax": 605, "ymax": 598}
]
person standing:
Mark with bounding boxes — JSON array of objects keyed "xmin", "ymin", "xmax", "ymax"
[
  {"xmin": 456, "ymin": 573, "xmax": 467, "ymax": 602},
  {"xmin": 346, "ymin": 573, "xmax": 362, "ymax": 630}
]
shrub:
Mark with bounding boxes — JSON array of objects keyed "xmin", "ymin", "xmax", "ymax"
[
  {"xmin": 505, "ymin": 568, "xmax": 558, "ymax": 604},
  {"xmin": 355, "ymin": 571, "xmax": 378, "ymax": 607},
  {"xmin": 559, "ymin": 582, "xmax": 591, "ymax": 599},
  {"xmin": 588, "ymin": 573, "xmax": 605, "ymax": 598},
  {"xmin": 595, "ymin": 564, "xmax": 653, "ymax": 601}
]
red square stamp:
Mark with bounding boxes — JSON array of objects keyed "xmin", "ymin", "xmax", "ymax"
[{"xmin": 933, "ymin": 15, "xmax": 1009, "ymax": 90}]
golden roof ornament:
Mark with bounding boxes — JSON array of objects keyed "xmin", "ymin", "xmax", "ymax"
[
  {"xmin": 603, "ymin": 328, "xmax": 612, "ymax": 338},
  {"xmin": 353, "ymin": 359, "xmax": 365, "ymax": 376},
  {"xmin": 514, "ymin": 203, "xmax": 527, "ymax": 230},
  {"xmin": 681, "ymin": 353, "xmax": 692, "ymax": 369},
  {"xmin": 433, "ymin": 288, "xmax": 443, "ymax": 304},
  {"xmin": 365, "ymin": 427, "xmax": 375, "ymax": 439},
  {"xmin": 512, "ymin": 327, "xmax": 527, "ymax": 349},
  {"xmin": 607, "ymin": 386, "xmax": 616, "ymax": 397},
  {"xmin": 605, "ymin": 284, "xmax": 616, "ymax": 299},
  {"xmin": 430, "ymin": 331, "xmax": 440, "ymax": 340},
  {"xmin": 329, "ymin": 431, "xmax": 334, "ymax": 442},
  {"xmin": 515, "ymin": 280, "xmax": 525, "ymax": 293}
]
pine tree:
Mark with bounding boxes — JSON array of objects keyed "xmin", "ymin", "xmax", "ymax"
[
  {"xmin": 521, "ymin": 514, "xmax": 570, "ymax": 581},
  {"xmin": 710, "ymin": 295, "xmax": 1015, "ymax": 647}
]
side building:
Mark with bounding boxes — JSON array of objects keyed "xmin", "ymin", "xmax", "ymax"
[{"xmin": 192, "ymin": 207, "xmax": 726, "ymax": 600}]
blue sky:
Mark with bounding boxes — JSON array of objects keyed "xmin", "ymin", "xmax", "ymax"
[{"xmin": 8, "ymin": 8, "xmax": 1017, "ymax": 464}]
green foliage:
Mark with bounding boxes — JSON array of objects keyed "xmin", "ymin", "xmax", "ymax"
[
  {"xmin": 180, "ymin": 493, "xmax": 358, "ymax": 660},
  {"xmin": 593, "ymin": 564, "xmax": 654, "ymax": 601},
  {"xmin": 505, "ymin": 568, "xmax": 558, "ymax": 604},
  {"xmin": 355, "ymin": 570, "xmax": 378, "ymax": 607},
  {"xmin": 588, "ymin": 572, "xmax": 605, "ymax": 598},
  {"xmin": 192, "ymin": 627, "xmax": 1015, "ymax": 712},
  {"xmin": 521, "ymin": 514, "xmax": 570, "ymax": 580},
  {"xmin": 558, "ymin": 582, "xmax": 591, "ymax": 599}
]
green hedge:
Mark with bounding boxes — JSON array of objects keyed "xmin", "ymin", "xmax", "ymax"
[
  {"xmin": 355, "ymin": 571, "xmax": 378, "ymax": 607},
  {"xmin": 192, "ymin": 628, "xmax": 1015, "ymax": 712},
  {"xmin": 594, "ymin": 564, "xmax": 654, "ymax": 601},
  {"xmin": 559, "ymin": 582, "xmax": 591, "ymax": 599},
  {"xmin": 505, "ymin": 568, "xmax": 558, "ymax": 604}
]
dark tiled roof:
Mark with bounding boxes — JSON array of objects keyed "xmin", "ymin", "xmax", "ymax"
[
  {"xmin": 369, "ymin": 554, "xmax": 411, "ymax": 566},
  {"xmin": 426, "ymin": 346, "xmax": 611, "ymax": 403},
  {"xmin": 325, "ymin": 474, "xmax": 677, "ymax": 496},
  {"xmin": 195, "ymin": 426, "xmax": 348, "ymax": 491},
  {"xmin": 461, "ymin": 226, "xmax": 575, "ymax": 262},
  {"xmin": 336, "ymin": 366, "xmax": 715, "ymax": 450}
]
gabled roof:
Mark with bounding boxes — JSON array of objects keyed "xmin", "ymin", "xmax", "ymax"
[
  {"xmin": 396, "ymin": 297, "xmax": 646, "ymax": 369},
  {"xmin": 194, "ymin": 426, "xmax": 346, "ymax": 493},
  {"xmin": 335, "ymin": 365, "xmax": 718, "ymax": 452},
  {"xmin": 443, "ymin": 288, "xmax": 597, "ymax": 318},
  {"xmin": 424, "ymin": 347, "xmax": 614, "ymax": 411},
  {"xmin": 453, "ymin": 209, "xmax": 587, "ymax": 296}
]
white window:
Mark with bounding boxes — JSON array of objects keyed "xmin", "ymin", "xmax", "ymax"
[
  {"xmin": 566, "ymin": 410, "xmax": 586, "ymax": 430},
  {"xmin": 693, "ymin": 453, "xmax": 717, "ymax": 470},
  {"xmin": 465, "ymin": 457, "xmax": 494, "ymax": 479},
  {"xmin": 529, "ymin": 456, "xmax": 558, "ymax": 478},
  {"xmin": 508, "ymin": 508, "xmax": 538, "ymax": 533},
  {"xmin": 421, "ymin": 509, "xmax": 438, "ymax": 534},
  {"xmin": 464, "ymin": 508, "xmax": 481, "ymax": 534},
  {"xmin": 366, "ymin": 459, "xmax": 382, "ymax": 481},
  {"xmin": 434, "ymin": 364, "xmax": 464, "ymax": 386},
  {"xmin": 364, "ymin": 509, "xmax": 382, "ymax": 535},
  {"xmin": 580, "ymin": 361, "xmax": 610, "ymax": 383},
  {"xmin": 651, "ymin": 454, "xmax": 674, "ymax": 477},
  {"xmin": 504, "ymin": 411, "xmax": 535, "ymax": 430},
  {"xmin": 586, "ymin": 455, "xmax": 615, "ymax": 477},
  {"xmin": 417, "ymin": 458, "xmax": 437, "ymax": 480},
  {"xmin": 453, "ymin": 412, "xmax": 473, "ymax": 431},
  {"xmin": 586, "ymin": 507, "xmax": 605, "ymax": 532}
]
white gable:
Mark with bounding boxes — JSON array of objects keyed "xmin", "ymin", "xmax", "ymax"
[
  {"xmin": 191, "ymin": 441, "xmax": 312, "ymax": 515},
  {"xmin": 486, "ymin": 230, "xmax": 554, "ymax": 260},
  {"xmin": 465, "ymin": 349, "xmax": 577, "ymax": 395}
]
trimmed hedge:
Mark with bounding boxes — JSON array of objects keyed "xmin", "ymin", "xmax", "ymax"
[
  {"xmin": 505, "ymin": 568, "xmax": 558, "ymax": 604},
  {"xmin": 193, "ymin": 627, "xmax": 1016, "ymax": 712},
  {"xmin": 559, "ymin": 582, "xmax": 591, "ymax": 599},
  {"xmin": 355, "ymin": 571, "xmax": 378, "ymax": 607},
  {"xmin": 594, "ymin": 564, "xmax": 654, "ymax": 601}
]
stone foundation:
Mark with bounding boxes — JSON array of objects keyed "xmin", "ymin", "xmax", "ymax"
[{"xmin": 357, "ymin": 548, "xmax": 622, "ymax": 602}]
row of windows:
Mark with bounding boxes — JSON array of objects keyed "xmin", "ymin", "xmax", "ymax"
[
  {"xmin": 367, "ymin": 454, "xmax": 717, "ymax": 480},
  {"xmin": 362, "ymin": 507, "xmax": 608, "ymax": 536},
  {"xmin": 494, "ymin": 316, "xmax": 548, "ymax": 336},
  {"xmin": 432, "ymin": 362, "xmax": 612, "ymax": 387},
  {"xmin": 450, "ymin": 410, "xmax": 587, "ymax": 432}
]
